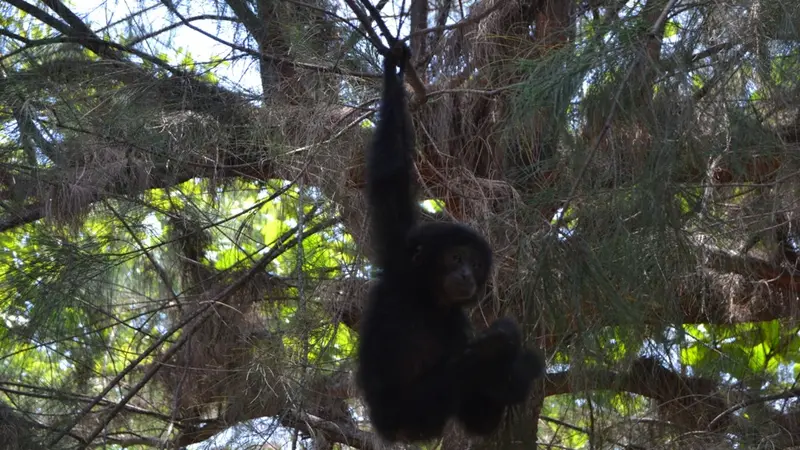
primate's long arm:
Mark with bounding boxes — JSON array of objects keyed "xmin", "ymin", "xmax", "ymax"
[{"xmin": 366, "ymin": 47, "xmax": 417, "ymax": 271}]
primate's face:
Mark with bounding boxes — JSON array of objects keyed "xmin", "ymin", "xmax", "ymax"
[{"xmin": 438, "ymin": 245, "xmax": 487, "ymax": 304}]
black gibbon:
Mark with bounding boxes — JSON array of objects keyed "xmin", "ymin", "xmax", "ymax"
[{"xmin": 355, "ymin": 43, "xmax": 545, "ymax": 443}]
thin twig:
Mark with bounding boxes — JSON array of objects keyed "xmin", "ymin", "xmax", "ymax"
[
  {"xmin": 160, "ymin": 0, "xmax": 378, "ymax": 78},
  {"xmin": 342, "ymin": 0, "xmax": 428, "ymax": 100},
  {"xmin": 341, "ymin": 0, "xmax": 390, "ymax": 54},
  {"xmin": 406, "ymin": 0, "xmax": 504, "ymax": 40},
  {"xmin": 357, "ymin": 0, "xmax": 396, "ymax": 45}
]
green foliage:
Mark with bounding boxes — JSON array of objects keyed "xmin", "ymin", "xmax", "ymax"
[
  {"xmin": 771, "ymin": 48, "xmax": 800, "ymax": 87},
  {"xmin": 663, "ymin": 20, "xmax": 680, "ymax": 38},
  {"xmin": 675, "ymin": 321, "xmax": 800, "ymax": 386},
  {"xmin": 421, "ymin": 199, "xmax": 445, "ymax": 213}
]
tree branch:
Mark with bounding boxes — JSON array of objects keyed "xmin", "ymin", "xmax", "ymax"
[{"xmin": 280, "ymin": 410, "xmax": 378, "ymax": 450}]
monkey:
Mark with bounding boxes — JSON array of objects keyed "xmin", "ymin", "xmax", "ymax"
[{"xmin": 355, "ymin": 42, "xmax": 545, "ymax": 443}]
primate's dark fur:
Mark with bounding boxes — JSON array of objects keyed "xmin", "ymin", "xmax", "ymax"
[{"xmin": 356, "ymin": 44, "xmax": 546, "ymax": 443}]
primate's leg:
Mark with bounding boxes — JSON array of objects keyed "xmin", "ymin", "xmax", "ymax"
[
  {"xmin": 484, "ymin": 349, "xmax": 545, "ymax": 404},
  {"xmin": 454, "ymin": 349, "xmax": 544, "ymax": 436},
  {"xmin": 453, "ymin": 317, "xmax": 523, "ymax": 378},
  {"xmin": 456, "ymin": 392, "xmax": 505, "ymax": 436},
  {"xmin": 453, "ymin": 318, "xmax": 546, "ymax": 403},
  {"xmin": 467, "ymin": 317, "xmax": 523, "ymax": 359}
]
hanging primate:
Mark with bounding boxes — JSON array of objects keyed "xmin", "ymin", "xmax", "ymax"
[{"xmin": 356, "ymin": 42, "xmax": 546, "ymax": 443}]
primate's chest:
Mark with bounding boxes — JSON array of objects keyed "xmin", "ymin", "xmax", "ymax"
[{"xmin": 409, "ymin": 311, "xmax": 469, "ymax": 355}]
